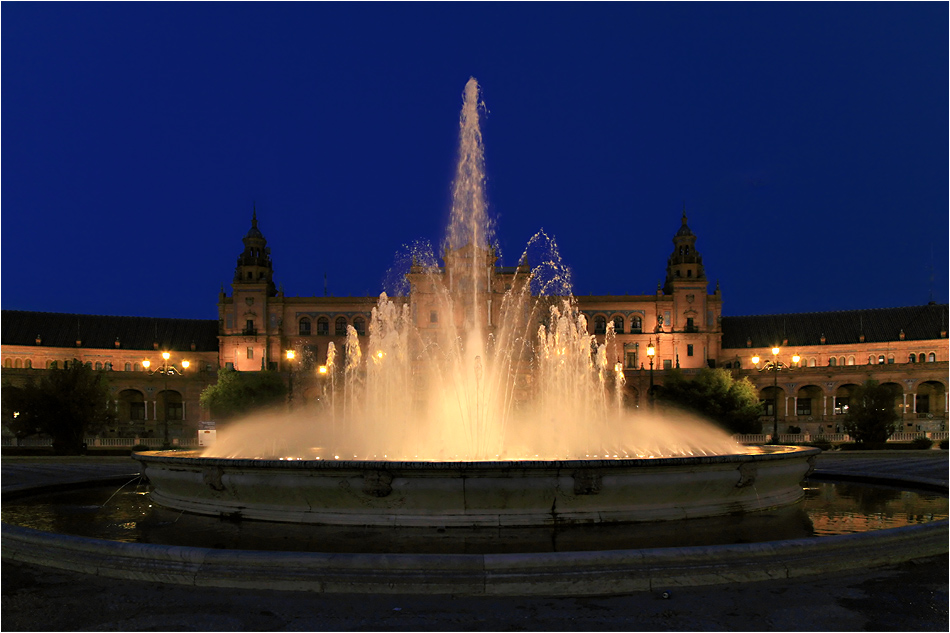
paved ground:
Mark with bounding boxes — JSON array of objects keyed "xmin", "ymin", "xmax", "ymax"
[{"xmin": 2, "ymin": 451, "xmax": 948, "ymax": 632}]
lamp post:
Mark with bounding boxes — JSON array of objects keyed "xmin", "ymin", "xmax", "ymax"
[
  {"xmin": 144, "ymin": 352, "xmax": 189, "ymax": 449},
  {"xmin": 286, "ymin": 349, "xmax": 296, "ymax": 407},
  {"xmin": 752, "ymin": 347, "xmax": 801, "ymax": 442},
  {"xmin": 647, "ymin": 338, "xmax": 656, "ymax": 407}
]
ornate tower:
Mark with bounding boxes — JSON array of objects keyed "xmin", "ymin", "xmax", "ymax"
[
  {"xmin": 233, "ymin": 208, "xmax": 276, "ymax": 297},
  {"xmin": 663, "ymin": 209, "xmax": 705, "ymax": 292}
]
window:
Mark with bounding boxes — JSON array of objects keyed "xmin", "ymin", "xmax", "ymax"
[
  {"xmin": 687, "ymin": 344, "xmax": 694, "ymax": 357},
  {"xmin": 134, "ymin": 362, "xmax": 142, "ymax": 371},
  {"xmin": 928, "ymin": 352, "xmax": 936, "ymax": 362},
  {"xmin": 430, "ymin": 310, "xmax": 438, "ymax": 324},
  {"xmin": 245, "ymin": 319, "xmax": 255, "ymax": 334},
  {"xmin": 317, "ymin": 317, "xmax": 329, "ymax": 335},
  {"xmin": 909, "ymin": 354, "xmax": 916, "ymax": 363},
  {"xmin": 3, "ymin": 358, "xmax": 11, "ymax": 368},
  {"xmin": 808, "ymin": 358, "xmax": 816, "ymax": 367},
  {"xmin": 299, "ymin": 318, "xmax": 311, "ymax": 336},
  {"xmin": 846, "ymin": 356, "xmax": 855, "ymax": 366},
  {"xmin": 630, "ymin": 316, "xmax": 642, "ymax": 333},
  {"xmin": 613, "ymin": 316, "xmax": 623, "ymax": 334},
  {"xmin": 129, "ymin": 402, "xmax": 146, "ymax": 421},
  {"xmin": 685, "ymin": 317, "xmax": 695, "ymax": 332},
  {"xmin": 878, "ymin": 355, "xmax": 885, "ymax": 365},
  {"xmin": 225, "ymin": 362, "xmax": 234, "ymax": 370},
  {"xmin": 797, "ymin": 398, "xmax": 811, "ymax": 416},
  {"xmin": 354, "ymin": 316, "xmax": 366, "ymax": 335},
  {"xmin": 625, "ymin": 351, "xmax": 637, "ymax": 368},
  {"xmin": 915, "ymin": 394, "xmax": 930, "ymax": 414},
  {"xmin": 918, "ymin": 353, "xmax": 926, "ymax": 363},
  {"xmin": 686, "ymin": 269, "xmax": 692, "ymax": 277},
  {"xmin": 662, "ymin": 359, "xmax": 673, "ymax": 370},
  {"xmin": 247, "ymin": 347, "xmax": 254, "ymax": 359},
  {"xmin": 167, "ymin": 402, "xmax": 183, "ymax": 420},
  {"xmin": 125, "ymin": 362, "xmax": 132, "ymax": 371},
  {"xmin": 335, "ymin": 317, "xmax": 347, "ymax": 336},
  {"xmin": 25, "ymin": 359, "xmax": 32, "ymax": 369},
  {"xmin": 828, "ymin": 357, "xmax": 837, "ymax": 366},
  {"xmin": 761, "ymin": 399, "xmax": 775, "ymax": 417},
  {"xmin": 838, "ymin": 356, "xmax": 845, "ymax": 366},
  {"xmin": 593, "ymin": 315, "xmax": 607, "ymax": 334},
  {"xmin": 834, "ymin": 397, "xmax": 849, "ymax": 415},
  {"xmin": 95, "ymin": 361, "xmax": 103, "ymax": 370},
  {"xmin": 887, "ymin": 355, "xmax": 895, "ymax": 364}
]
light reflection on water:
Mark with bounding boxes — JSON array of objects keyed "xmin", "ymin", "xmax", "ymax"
[{"xmin": 3, "ymin": 480, "xmax": 945, "ymax": 555}]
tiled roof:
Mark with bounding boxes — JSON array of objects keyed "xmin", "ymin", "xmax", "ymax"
[
  {"xmin": 721, "ymin": 304, "xmax": 948, "ymax": 349},
  {"xmin": 1, "ymin": 311, "xmax": 219, "ymax": 352}
]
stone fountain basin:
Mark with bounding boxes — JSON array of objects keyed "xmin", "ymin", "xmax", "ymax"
[{"xmin": 133, "ymin": 446, "xmax": 819, "ymax": 527}]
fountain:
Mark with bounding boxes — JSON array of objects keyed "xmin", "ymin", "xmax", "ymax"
[{"xmin": 133, "ymin": 78, "xmax": 818, "ymax": 527}]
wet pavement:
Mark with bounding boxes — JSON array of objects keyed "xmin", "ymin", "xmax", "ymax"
[{"xmin": 2, "ymin": 451, "xmax": 948, "ymax": 631}]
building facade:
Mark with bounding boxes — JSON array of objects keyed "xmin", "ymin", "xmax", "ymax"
[{"xmin": 3, "ymin": 211, "xmax": 947, "ymax": 439}]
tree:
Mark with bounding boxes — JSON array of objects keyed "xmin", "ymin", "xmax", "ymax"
[
  {"xmin": 2, "ymin": 361, "xmax": 114, "ymax": 454},
  {"xmin": 654, "ymin": 368, "xmax": 764, "ymax": 434},
  {"xmin": 199, "ymin": 367, "xmax": 288, "ymax": 421},
  {"xmin": 843, "ymin": 379, "xmax": 901, "ymax": 444}
]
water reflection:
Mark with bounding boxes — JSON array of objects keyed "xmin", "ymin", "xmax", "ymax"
[{"xmin": 3, "ymin": 480, "xmax": 946, "ymax": 555}]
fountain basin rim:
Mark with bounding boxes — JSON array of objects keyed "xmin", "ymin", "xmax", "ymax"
[{"xmin": 133, "ymin": 445, "xmax": 820, "ymax": 470}]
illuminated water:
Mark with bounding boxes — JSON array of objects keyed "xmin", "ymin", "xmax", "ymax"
[
  {"xmin": 204, "ymin": 77, "xmax": 743, "ymax": 462},
  {"xmin": 3, "ymin": 480, "xmax": 945, "ymax": 554}
]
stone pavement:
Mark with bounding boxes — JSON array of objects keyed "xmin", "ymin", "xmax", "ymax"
[{"xmin": 2, "ymin": 451, "xmax": 948, "ymax": 631}]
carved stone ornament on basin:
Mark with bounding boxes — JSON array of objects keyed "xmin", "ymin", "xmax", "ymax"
[{"xmin": 133, "ymin": 446, "xmax": 820, "ymax": 527}]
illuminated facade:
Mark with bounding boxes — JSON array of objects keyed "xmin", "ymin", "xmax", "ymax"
[{"xmin": 3, "ymin": 211, "xmax": 947, "ymax": 439}]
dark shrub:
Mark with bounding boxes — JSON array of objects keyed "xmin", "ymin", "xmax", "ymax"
[{"xmin": 910, "ymin": 437, "xmax": 934, "ymax": 450}]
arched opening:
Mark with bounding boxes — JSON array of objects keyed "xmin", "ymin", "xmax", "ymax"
[
  {"xmin": 117, "ymin": 389, "xmax": 146, "ymax": 424},
  {"xmin": 353, "ymin": 316, "xmax": 366, "ymax": 335},
  {"xmin": 158, "ymin": 390, "xmax": 184, "ymax": 422},
  {"xmin": 593, "ymin": 315, "xmax": 607, "ymax": 335},
  {"xmin": 299, "ymin": 317, "xmax": 311, "ymax": 336},
  {"xmin": 914, "ymin": 381, "xmax": 947, "ymax": 430},
  {"xmin": 630, "ymin": 316, "xmax": 642, "ymax": 333},
  {"xmin": 317, "ymin": 316, "xmax": 329, "ymax": 335},
  {"xmin": 612, "ymin": 316, "xmax": 624, "ymax": 334},
  {"xmin": 758, "ymin": 386, "xmax": 786, "ymax": 420},
  {"xmin": 335, "ymin": 317, "xmax": 347, "ymax": 336}
]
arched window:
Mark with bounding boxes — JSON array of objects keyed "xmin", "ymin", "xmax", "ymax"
[
  {"xmin": 353, "ymin": 316, "xmax": 366, "ymax": 335},
  {"xmin": 125, "ymin": 362, "xmax": 132, "ymax": 371},
  {"xmin": 134, "ymin": 362, "xmax": 142, "ymax": 371},
  {"xmin": 47, "ymin": 360, "xmax": 58, "ymax": 369},
  {"xmin": 887, "ymin": 354, "xmax": 895, "ymax": 364},
  {"xmin": 3, "ymin": 358, "xmax": 11, "ymax": 368},
  {"xmin": 335, "ymin": 317, "xmax": 347, "ymax": 336},
  {"xmin": 909, "ymin": 354, "xmax": 917, "ymax": 363},
  {"xmin": 593, "ymin": 315, "xmax": 607, "ymax": 334},
  {"xmin": 317, "ymin": 317, "xmax": 329, "ymax": 335},
  {"xmin": 808, "ymin": 358, "xmax": 816, "ymax": 367},
  {"xmin": 299, "ymin": 317, "xmax": 312, "ymax": 336},
  {"xmin": 878, "ymin": 355, "xmax": 885, "ymax": 364},
  {"xmin": 846, "ymin": 355, "xmax": 855, "ymax": 366},
  {"xmin": 15, "ymin": 358, "xmax": 23, "ymax": 368},
  {"xmin": 928, "ymin": 352, "xmax": 936, "ymax": 362},
  {"xmin": 25, "ymin": 359, "xmax": 32, "ymax": 369},
  {"xmin": 630, "ymin": 316, "xmax": 642, "ymax": 332},
  {"xmin": 95, "ymin": 361, "xmax": 103, "ymax": 370},
  {"xmin": 612, "ymin": 316, "xmax": 624, "ymax": 334},
  {"xmin": 828, "ymin": 357, "xmax": 837, "ymax": 366},
  {"xmin": 918, "ymin": 353, "xmax": 926, "ymax": 363}
]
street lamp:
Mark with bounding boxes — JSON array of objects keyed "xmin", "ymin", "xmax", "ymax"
[
  {"xmin": 286, "ymin": 349, "xmax": 296, "ymax": 407},
  {"xmin": 646, "ymin": 338, "xmax": 656, "ymax": 407},
  {"xmin": 751, "ymin": 347, "xmax": 801, "ymax": 442},
  {"xmin": 144, "ymin": 352, "xmax": 189, "ymax": 449}
]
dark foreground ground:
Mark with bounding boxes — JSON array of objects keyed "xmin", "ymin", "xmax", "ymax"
[
  {"xmin": 3, "ymin": 556, "xmax": 947, "ymax": 632},
  {"xmin": 2, "ymin": 452, "xmax": 948, "ymax": 631}
]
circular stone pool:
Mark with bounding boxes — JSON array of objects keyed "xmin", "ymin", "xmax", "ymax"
[{"xmin": 3, "ymin": 478, "xmax": 945, "ymax": 555}]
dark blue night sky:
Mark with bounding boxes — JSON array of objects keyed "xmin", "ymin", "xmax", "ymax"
[{"xmin": 3, "ymin": 3, "xmax": 946, "ymax": 319}]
